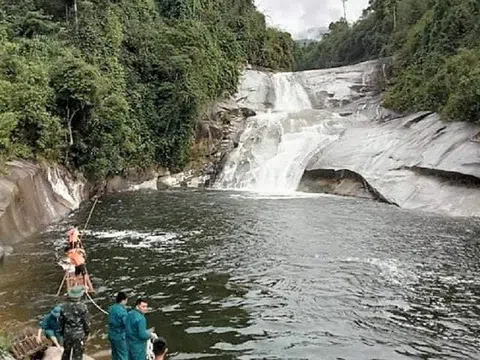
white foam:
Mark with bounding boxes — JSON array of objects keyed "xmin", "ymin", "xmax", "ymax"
[
  {"xmin": 85, "ymin": 230, "xmax": 181, "ymax": 249},
  {"xmin": 341, "ymin": 257, "xmax": 418, "ymax": 285},
  {"xmin": 126, "ymin": 178, "xmax": 158, "ymax": 191},
  {"xmin": 228, "ymin": 191, "xmax": 329, "ymax": 200},
  {"xmin": 214, "ymin": 110, "xmax": 343, "ymax": 192}
]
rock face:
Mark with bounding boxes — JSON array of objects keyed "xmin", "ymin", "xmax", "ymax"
[
  {"xmin": 213, "ymin": 60, "xmax": 480, "ymax": 216},
  {"xmin": 0, "ymin": 161, "xmax": 86, "ymax": 246},
  {"xmin": 192, "ymin": 98, "xmax": 256, "ymax": 184},
  {"xmin": 104, "ymin": 168, "xmax": 168, "ymax": 193},
  {"xmin": 303, "ymin": 111, "xmax": 480, "ymax": 216},
  {"xmin": 297, "ymin": 169, "xmax": 384, "ymax": 201}
]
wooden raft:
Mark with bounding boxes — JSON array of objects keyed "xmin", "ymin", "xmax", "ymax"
[
  {"xmin": 57, "ymin": 271, "xmax": 95, "ymax": 296},
  {"xmin": 9, "ymin": 328, "xmax": 47, "ymax": 360}
]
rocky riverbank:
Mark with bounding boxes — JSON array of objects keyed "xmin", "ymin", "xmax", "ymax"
[
  {"xmin": 0, "ymin": 161, "xmax": 86, "ymax": 248},
  {"xmin": 0, "ymin": 92, "xmax": 255, "ymax": 248}
]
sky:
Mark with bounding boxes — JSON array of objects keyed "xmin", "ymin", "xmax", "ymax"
[{"xmin": 255, "ymin": 0, "xmax": 370, "ymax": 38}]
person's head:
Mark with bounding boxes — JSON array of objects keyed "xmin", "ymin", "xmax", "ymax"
[
  {"xmin": 136, "ymin": 298, "xmax": 148, "ymax": 313},
  {"xmin": 51, "ymin": 305, "xmax": 62, "ymax": 318},
  {"xmin": 152, "ymin": 337, "xmax": 168, "ymax": 360},
  {"xmin": 67, "ymin": 226, "xmax": 77, "ymax": 235},
  {"xmin": 116, "ymin": 291, "xmax": 128, "ymax": 305}
]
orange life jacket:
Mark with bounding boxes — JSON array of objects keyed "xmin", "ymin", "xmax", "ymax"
[{"xmin": 68, "ymin": 249, "xmax": 85, "ymax": 266}]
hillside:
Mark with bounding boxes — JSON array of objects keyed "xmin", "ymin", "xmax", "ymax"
[
  {"xmin": 0, "ymin": 0, "xmax": 295, "ymax": 178},
  {"xmin": 294, "ymin": 0, "xmax": 480, "ymax": 124}
]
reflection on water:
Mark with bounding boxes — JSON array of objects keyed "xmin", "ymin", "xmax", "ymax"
[{"xmin": 1, "ymin": 190, "xmax": 480, "ymax": 359}]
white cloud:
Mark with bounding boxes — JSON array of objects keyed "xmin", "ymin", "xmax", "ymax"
[{"xmin": 255, "ymin": 0, "xmax": 370, "ymax": 37}]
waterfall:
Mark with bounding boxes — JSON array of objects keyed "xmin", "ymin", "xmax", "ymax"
[
  {"xmin": 211, "ymin": 61, "xmax": 480, "ymax": 216},
  {"xmin": 214, "ymin": 71, "xmax": 344, "ymax": 193},
  {"xmin": 271, "ymin": 73, "xmax": 312, "ymax": 111}
]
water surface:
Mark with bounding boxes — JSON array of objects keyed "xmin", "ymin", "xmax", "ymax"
[{"xmin": 1, "ymin": 190, "xmax": 479, "ymax": 359}]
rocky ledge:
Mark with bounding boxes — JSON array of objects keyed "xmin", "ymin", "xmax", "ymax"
[{"xmin": 0, "ymin": 161, "xmax": 86, "ymax": 248}]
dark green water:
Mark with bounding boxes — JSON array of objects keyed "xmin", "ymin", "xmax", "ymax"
[{"xmin": 1, "ymin": 190, "xmax": 480, "ymax": 359}]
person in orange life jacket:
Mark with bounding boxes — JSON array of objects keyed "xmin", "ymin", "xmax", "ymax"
[
  {"xmin": 66, "ymin": 247, "xmax": 87, "ymax": 278},
  {"xmin": 67, "ymin": 226, "xmax": 82, "ymax": 250}
]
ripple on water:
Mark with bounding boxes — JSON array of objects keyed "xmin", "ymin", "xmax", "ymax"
[{"xmin": 1, "ymin": 190, "xmax": 480, "ymax": 359}]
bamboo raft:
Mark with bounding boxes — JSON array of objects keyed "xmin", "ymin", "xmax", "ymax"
[
  {"xmin": 9, "ymin": 328, "xmax": 48, "ymax": 360},
  {"xmin": 57, "ymin": 270, "xmax": 95, "ymax": 296}
]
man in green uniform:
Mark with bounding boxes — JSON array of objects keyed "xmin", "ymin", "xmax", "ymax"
[
  {"xmin": 108, "ymin": 292, "xmax": 129, "ymax": 360},
  {"xmin": 37, "ymin": 306, "xmax": 63, "ymax": 347},
  {"xmin": 125, "ymin": 298, "xmax": 156, "ymax": 360},
  {"xmin": 60, "ymin": 286, "xmax": 90, "ymax": 360}
]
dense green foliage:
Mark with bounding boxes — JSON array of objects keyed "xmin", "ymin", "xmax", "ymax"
[
  {"xmin": 0, "ymin": 0, "xmax": 295, "ymax": 176},
  {"xmin": 295, "ymin": 0, "xmax": 480, "ymax": 123}
]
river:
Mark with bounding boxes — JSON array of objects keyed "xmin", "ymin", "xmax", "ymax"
[{"xmin": 1, "ymin": 189, "xmax": 480, "ymax": 359}]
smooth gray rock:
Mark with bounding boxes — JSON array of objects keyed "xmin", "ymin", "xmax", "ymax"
[
  {"xmin": 0, "ymin": 161, "xmax": 86, "ymax": 245},
  {"xmin": 215, "ymin": 60, "xmax": 480, "ymax": 216}
]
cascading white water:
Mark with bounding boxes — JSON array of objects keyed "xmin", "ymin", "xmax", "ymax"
[
  {"xmin": 271, "ymin": 73, "xmax": 312, "ymax": 112},
  {"xmin": 212, "ymin": 60, "xmax": 480, "ymax": 216},
  {"xmin": 214, "ymin": 72, "xmax": 344, "ymax": 193}
]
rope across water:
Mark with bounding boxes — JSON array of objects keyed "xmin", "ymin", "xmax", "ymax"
[{"xmin": 85, "ymin": 292, "xmax": 108, "ymax": 315}]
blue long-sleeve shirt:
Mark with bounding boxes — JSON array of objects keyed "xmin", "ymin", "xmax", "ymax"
[
  {"xmin": 40, "ymin": 313, "xmax": 61, "ymax": 333},
  {"xmin": 125, "ymin": 309, "xmax": 151, "ymax": 345},
  {"xmin": 40, "ymin": 307, "xmax": 62, "ymax": 338},
  {"xmin": 108, "ymin": 303, "xmax": 128, "ymax": 341}
]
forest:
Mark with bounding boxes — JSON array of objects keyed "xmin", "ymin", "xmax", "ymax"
[
  {"xmin": 295, "ymin": 0, "xmax": 480, "ymax": 124},
  {"xmin": 0, "ymin": 0, "xmax": 295, "ymax": 177}
]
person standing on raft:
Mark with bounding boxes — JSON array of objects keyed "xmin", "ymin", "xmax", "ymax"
[
  {"xmin": 108, "ymin": 292, "xmax": 129, "ymax": 360},
  {"xmin": 125, "ymin": 298, "xmax": 157, "ymax": 360},
  {"xmin": 66, "ymin": 248, "xmax": 87, "ymax": 279},
  {"xmin": 67, "ymin": 226, "xmax": 82, "ymax": 249}
]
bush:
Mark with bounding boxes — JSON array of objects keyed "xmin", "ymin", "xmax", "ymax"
[{"xmin": 0, "ymin": 331, "xmax": 12, "ymax": 353}]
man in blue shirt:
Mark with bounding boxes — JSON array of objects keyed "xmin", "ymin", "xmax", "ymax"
[
  {"xmin": 125, "ymin": 298, "xmax": 156, "ymax": 360},
  {"xmin": 108, "ymin": 292, "xmax": 129, "ymax": 360},
  {"xmin": 37, "ymin": 306, "xmax": 63, "ymax": 347}
]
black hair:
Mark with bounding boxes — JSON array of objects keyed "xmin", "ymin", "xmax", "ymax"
[
  {"xmin": 152, "ymin": 337, "xmax": 168, "ymax": 356},
  {"xmin": 136, "ymin": 298, "xmax": 147, "ymax": 306},
  {"xmin": 116, "ymin": 292, "xmax": 127, "ymax": 303}
]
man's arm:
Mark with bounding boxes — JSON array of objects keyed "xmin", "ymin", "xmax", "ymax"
[
  {"xmin": 82, "ymin": 305, "xmax": 90, "ymax": 339},
  {"xmin": 137, "ymin": 316, "xmax": 152, "ymax": 341},
  {"xmin": 37, "ymin": 315, "xmax": 48, "ymax": 343},
  {"xmin": 36, "ymin": 329, "xmax": 43, "ymax": 343}
]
